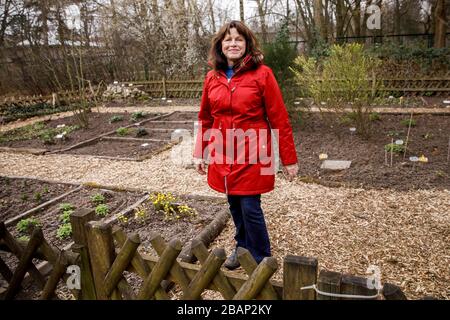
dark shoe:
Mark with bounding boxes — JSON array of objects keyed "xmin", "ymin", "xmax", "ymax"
[{"xmin": 224, "ymin": 248, "xmax": 240, "ymax": 270}]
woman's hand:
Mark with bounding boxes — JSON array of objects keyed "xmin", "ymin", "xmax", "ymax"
[
  {"xmin": 283, "ymin": 163, "xmax": 299, "ymax": 181},
  {"xmin": 194, "ymin": 159, "xmax": 207, "ymax": 175}
]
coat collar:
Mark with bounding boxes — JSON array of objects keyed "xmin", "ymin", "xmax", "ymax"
[{"xmin": 210, "ymin": 54, "xmax": 261, "ymax": 79}]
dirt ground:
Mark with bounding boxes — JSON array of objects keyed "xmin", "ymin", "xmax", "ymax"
[
  {"xmin": 0, "ymin": 177, "xmax": 77, "ymax": 222},
  {"xmin": 295, "ymin": 113, "xmax": 450, "ymax": 190}
]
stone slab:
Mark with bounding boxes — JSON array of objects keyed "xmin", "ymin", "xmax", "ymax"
[{"xmin": 321, "ymin": 160, "xmax": 352, "ymax": 170}]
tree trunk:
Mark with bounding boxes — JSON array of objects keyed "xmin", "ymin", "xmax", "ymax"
[
  {"xmin": 240, "ymin": 0, "xmax": 245, "ymax": 22},
  {"xmin": 314, "ymin": 0, "xmax": 325, "ymax": 39},
  {"xmin": 352, "ymin": 0, "xmax": 361, "ymax": 37},
  {"xmin": 434, "ymin": 0, "xmax": 446, "ymax": 48},
  {"xmin": 255, "ymin": 0, "xmax": 268, "ymax": 43},
  {"xmin": 336, "ymin": 0, "xmax": 345, "ymax": 39},
  {"xmin": 208, "ymin": 0, "xmax": 216, "ymax": 33}
]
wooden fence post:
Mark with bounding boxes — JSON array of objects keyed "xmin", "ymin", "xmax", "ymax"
[
  {"xmin": 317, "ymin": 270, "xmax": 342, "ymax": 300},
  {"xmin": 4, "ymin": 227, "xmax": 44, "ymax": 300},
  {"xmin": 233, "ymin": 257, "xmax": 278, "ymax": 300},
  {"xmin": 237, "ymin": 247, "xmax": 278, "ymax": 300},
  {"xmin": 86, "ymin": 221, "xmax": 120, "ymax": 300},
  {"xmin": 283, "ymin": 255, "xmax": 318, "ymax": 300},
  {"xmin": 70, "ymin": 209, "xmax": 97, "ymax": 300},
  {"xmin": 340, "ymin": 274, "xmax": 378, "ymax": 300}
]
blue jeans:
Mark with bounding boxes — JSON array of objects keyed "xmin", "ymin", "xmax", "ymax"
[{"xmin": 227, "ymin": 194, "xmax": 271, "ymax": 264}]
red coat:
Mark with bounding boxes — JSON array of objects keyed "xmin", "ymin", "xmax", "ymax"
[{"xmin": 194, "ymin": 55, "xmax": 298, "ymax": 195}]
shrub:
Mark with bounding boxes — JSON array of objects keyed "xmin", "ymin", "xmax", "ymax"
[{"xmin": 291, "ymin": 43, "xmax": 382, "ymax": 138}]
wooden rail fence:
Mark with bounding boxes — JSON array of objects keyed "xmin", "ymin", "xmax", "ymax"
[{"xmin": 0, "ymin": 207, "xmax": 414, "ymax": 300}]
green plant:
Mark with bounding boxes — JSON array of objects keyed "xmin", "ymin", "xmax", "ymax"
[
  {"xmin": 59, "ymin": 210, "xmax": 73, "ymax": 224},
  {"xmin": 384, "ymin": 143, "xmax": 406, "ymax": 154},
  {"xmin": 401, "ymin": 119, "xmax": 416, "ymax": 127},
  {"xmin": 34, "ymin": 192, "xmax": 42, "ymax": 202},
  {"xmin": 91, "ymin": 193, "xmax": 105, "ymax": 205},
  {"xmin": 57, "ymin": 223, "xmax": 72, "ymax": 240},
  {"xmin": 16, "ymin": 217, "xmax": 41, "ymax": 235},
  {"xmin": 116, "ymin": 127, "xmax": 129, "ymax": 136},
  {"xmin": 109, "ymin": 115, "xmax": 124, "ymax": 123},
  {"xmin": 59, "ymin": 203, "xmax": 75, "ymax": 212},
  {"xmin": 435, "ymin": 170, "xmax": 447, "ymax": 178},
  {"xmin": 117, "ymin": 214, "xmax": 129, "ymax": 224},
  {"xmin": 40, "ymin": 130, "xmax": 55, "ymax": 144},
  {"xmin": 291, "ymin": 43, "xmax": 382, "ymax": 138},
  {"xmin": 149, "ymin": 192, "xmax": 197, "ymax": 221},
  {"xmin": 386, "ymin": 130, "xmax": 403, "ymax": 137},
  {"xmin": 20, "ymin": 193, "xmax": 28, "ymax": 201},
  {"xmin": 95, "ymin": 204, "xmax": 109, "ymax": 217},
  {"xmin": 339, "ymin": 112, "xmax": 357, "ymax": 125},
  {"xmin": 43, "ymin": 187, "xmax": 49, "ymax": 193},
  {"xmin": 18, "ymin": 235, "xmax": 30, "ymax": 242},
  {"xmin": 131, "ymin": 112, "xmax": 145, "ymax": 122},
  {"xmin": 369, "ymin": 113, "xmax": 381, "ymax": 121},
  {"xmin": 134, "ymin": 206, "xmax": 147, "ymax": 222},
  {"xmin": 135, "ymin": 128, "xmax": 148, "ymax": 137}
]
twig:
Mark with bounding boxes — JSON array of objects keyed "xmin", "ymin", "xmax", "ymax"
[
  {"xmin": 390, "ymin": 138, "xmax": 393, "ymax": 167},
  {"xmin": 447, "ymin": 136, "xmax": 450, "ymax": 164},
  {"xmin": 403, "ymin": 112, "xmax": 413, "ymax": 160}
]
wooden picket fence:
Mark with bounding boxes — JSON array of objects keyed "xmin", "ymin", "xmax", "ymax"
[{"xmin": 0, "ymin": 209, "xmax": 411, "ymax": 300}]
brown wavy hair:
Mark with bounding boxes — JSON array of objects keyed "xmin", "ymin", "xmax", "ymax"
[{"xmin": 208, "ymin": 20, "xmax": 264, "ymax": 71}]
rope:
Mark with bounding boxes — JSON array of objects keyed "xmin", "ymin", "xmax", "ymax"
[{"xmin": 301, "ymin": 284, "xmax": 381, "ymax": 299}]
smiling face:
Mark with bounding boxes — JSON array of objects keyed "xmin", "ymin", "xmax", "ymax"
[{"xmin": 221, "ymin": 28, "xmax": 246, "ymax": 67}]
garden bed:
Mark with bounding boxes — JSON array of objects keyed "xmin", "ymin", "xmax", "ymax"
[
  {"xmin": 114, "ymin": 194, "xmax": 227, "ymax": 254},
  {"xmin": 1, "ymin": 182, "xmax": 143, "ymax": 249},
  {"xmin": 0, "ymin": 177, "xmax": 77, "ymax": 222},
  {"xmin": 65, "ymin": 139, "xmax": 169, "ymax": 160},
  {"xmin": 0, "ymin": 112, "xmax": 162, "ymax": 152},
  {"xmin": 0, "ymin": 176, "xmax": 229, "ymax": 300},
  {"xmin": 294, "ymin": 113, "xmax": 450, "ymax": 190}
]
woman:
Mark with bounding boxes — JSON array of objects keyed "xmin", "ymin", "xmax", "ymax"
[{"xmin": 194, "ymin": 21, "xmax": 298, "ymax": 270}]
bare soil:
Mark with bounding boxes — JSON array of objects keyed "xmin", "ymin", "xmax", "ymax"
[
  {"xmin": 0, "ymin": 112, "xmax": 161, "ymax": 151},
  {"xmin": 65, "ymin": 139, "xmax": 168, "ymax": 159},
  {"xmin": 294, "ymin": 113, "xmax": 450, "ymax": 190},
  {"xmin": 0, "ymin": 177, "xmax": 77, "ymax": 222}
]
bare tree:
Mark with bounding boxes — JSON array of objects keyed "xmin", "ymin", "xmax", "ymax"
[{"xmin": 433, "ymin": 0, "xmax": 446, "ymax": 48}]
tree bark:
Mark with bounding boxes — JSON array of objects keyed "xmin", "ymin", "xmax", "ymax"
[
  {"xmin": 240, "ymin": 0, "xmax": 245, "ymax": 22},
  {"xmin": 434, "ymin": 0, "xmax": 446, "ymax": 48}
]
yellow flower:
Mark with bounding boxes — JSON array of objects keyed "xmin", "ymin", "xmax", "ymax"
[{"xmin": 418, "ymin": 155, "xmax": 428, "ymax": 163}]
